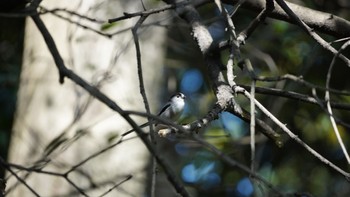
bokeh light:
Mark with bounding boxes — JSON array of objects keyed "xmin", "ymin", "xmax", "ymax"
[
  {"xmin": 236, "ymin": 177, "xmax": 254, "ymax": 197},
  {"xmin": 181, "ymin": 161, "xmax": 221, "ymax": 189},
  {"xmin": 220, "ymin": 111, "xmax": 246, "ymax": 138},
  {"xmin": 180, "ymin": 69, "xmax": 203, "ymax": 95},
  {"xmin": 182, "ymin": 164, "xmax": 198, "ymax": 183}
]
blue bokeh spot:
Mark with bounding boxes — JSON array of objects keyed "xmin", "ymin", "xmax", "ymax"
[
  {"xmin": 182, "ymin": 164, "xmax": 198, "ymax": 183},
  {"xmin": 236, "ymin": 177, "xmax": 254, "ymax": 197},
  {"xmin": 221, "ymin": 112, "xmax": 245, "ymax": 138},
  {"xmin": 180, "ymin": 69, "xmax": 203, "ymax": 94}
]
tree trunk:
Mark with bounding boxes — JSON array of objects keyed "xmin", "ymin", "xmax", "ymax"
[{"xmin": 6, "ymin": 0, "xmax": 166, "ymax": 196}]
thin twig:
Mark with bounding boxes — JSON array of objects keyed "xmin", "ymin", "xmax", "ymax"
[
  {"xmin": 108, "ymin": 0, "xmax": 189, "ymax": 23},
  {"xmin": 242, "ymin": 59, "xmax": 257, "ymax": 172},
  {"xmin": 65, "ymin": 177, "xmax": 89, "ymax": 197},
  {"xmin": 215, "ymin": 0, "xmax": 242, "ymax": 61},
  {"xmin": 132, "ymin": 15, "xmax": 154, "ymax": 142},
  {"xmin": 239, "ymin": 84, "xmax": 350, "ymax": 111},
  {"xmin": 98, "ymin": 175, "xmax": 133, "ymax": 197},
  {"xmin": 140, "ymin": 0, "xmax": 147, "ymax": 11},
  {"xmin": 234, "ymin": 86, "xmax": 350, "ymax": 179},
  {"xmin": 0, "ymin": 157, "xmax": 40, "ymax": 197},
  {"xmin": 131, "ymin": 15, "xmax": 158, "ymax": 197},
  {"xmin": 254, "ymin": 74, "xmax": 350, "ymax": 96},
  {"xmin": 230, "ymin": 0, "xmax": 246, "ymax": 17},
  {"xmin": 248, "ymin": 71, "xmax": 256, "ymax": 174},
  {"xmin": 31, "ymin": 13, "xmax": 190, "ymax": 197},
  {"xmin": 43, "ymin": 8, "xmax": 112, "ymax": 38},
  {"xmin": 213, "ymin": 0, "xmax": 240, "ymax": 87},
  {"xmin": 193, "ymin": 136, "xmax": 283, "ymax": 195},
  {"xmin": 237, "ymin": 0, "xmax": 274, "ymax": 45},
  {"xmin": 274, "ymin": 0, "xmax": 350, "ymax": 66},
  {"xmin": 325, "ymin": 40, "xmax": 350, "ymax": 164},
  {"xmin": 39, "ymin": 6, "xmax": 105, "ymax": 23},
  {"xmin": 311, "ymin": 88, "xmax": 350, "ymax": 130}
]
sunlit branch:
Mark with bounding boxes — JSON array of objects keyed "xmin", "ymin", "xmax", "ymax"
[
  {"xmin": 222, "ymin": 0, "xmax": 350, "ymax": 38},
  {"xmin": 247, "ymin": 62, "xmax": 256, "ymax": 174},
  {"xmin": 213, "ymin": 0, "xmax": 240, "ymax": 88},
  {"xmin": 235, "ymin": 86, "xmax": 350, "ymax": 179},
  {"xmin": 239, "ymin": 84, "xmax": 350, "ymax": 111},
  {"xmin": 325, "ymin": 40, "xmax": 350, "ymax": 164},
  {"xmin": 274, "ymin": 0, "xmax": 350, "ymax": 66},
  {"xmin": 254, "ymin": 74, "xmax": 350, "ymax": 96}
]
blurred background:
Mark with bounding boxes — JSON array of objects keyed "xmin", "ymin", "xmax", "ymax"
[{"xmin": 1, "ymin": 0, "xmax": 350, "ymax": 196}]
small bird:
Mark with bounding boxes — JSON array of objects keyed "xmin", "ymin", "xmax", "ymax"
[{"xmin": 122, "ymin": 92, "xmax": 186, "ymax": 137}]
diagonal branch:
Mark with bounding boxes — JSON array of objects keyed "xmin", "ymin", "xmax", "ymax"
[
  {"xmin": 234, "ymin": 86, "xmax": 350, "ymax": 180},
  {"xmin": 0, "ymin": 157, "xmax": 40, "ymax": 197},
  {"xmin": 237, "ymin": 0, "xmax": 274, "ymax": 45},
  {"xmin": 274, "ymin": 0, "xmax": 350, "ymax": 66},
  {"xmin": 222, "ymin": 0, "xmax": 350, "ymax": 38},
  {"xmin": 192, "ymin": 136, "xmax": 282, "ymax": 195},
  {"xmin": 31, "ymin": 13, "xmax": 190, "ymax": 197},
  {"xmin": 239, "ymin": 84, "xmax": 350, "ymax": 111},
  {"xmin": 325, "ymin": 40, "xmax": 350, "ymax": 164}
]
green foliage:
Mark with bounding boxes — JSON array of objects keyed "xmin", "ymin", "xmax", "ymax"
[
  {"xmin": 100, "ymin": 22, "xmax": 119, "ymax": 31},
  {"xmin": 165, "ymin": 1, "xmax": 350, "ymax": 196}
]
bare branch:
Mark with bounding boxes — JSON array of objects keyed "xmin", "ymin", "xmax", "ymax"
[
  {"xmin": 325, "ymin": 40, "xmax": 350, "ymax": 164},
  {"xmin": 237, "ymin": 0, "xmax": 274, "ymax": 45},
  {"xmin": 39, "ymin": 6, "xmax": 105, "ymax": 24},
  {"xmin": 222, "ymin": 0, "xmax": 350, "ymax": 38},
  {"xmin": 239, "ymin": 84, "xmax": 350, "ymax": 111},
  {"xmin": 98, "ymin": 175, "xmax": 132, "ymax": 197},
  {"xmin": 164, "ymin": 0, "xmax": 281, "ymax": 147},
  {"xmin": 235, "ymin": 86, "xmax": 350, "ymax": 179},
  {"xmin": 31, "ymin": 13, "xmax": 190, "ymax": 197},
  {"xmin": 192, "ymin": 136, "xmax": 283, "ymax": 195},
  {"xmin": 131, "ymin": 15, "xmax": 158, "ymax": 197},
  {"xmin": 246, "ymin": 60, "xmax": 256, "ymax": 174},
  {"xmin": 254, "ymin": 74, "xmax": 350, "ymax": 96},
  {"xmin": 0, "ymin": 157, "xmax": 40, "ymax": 197},
  {"xmin": 108, "ymin": 0, "xmax": 188, "ymax": 23},
  {"xmin": 274, "ymin": 0, "xmax": 350, "ymax": 66}
]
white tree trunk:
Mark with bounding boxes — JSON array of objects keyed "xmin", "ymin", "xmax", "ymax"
[{"xmin": 6, "ymin": 0, "xmax": 166, "ymax": 196}]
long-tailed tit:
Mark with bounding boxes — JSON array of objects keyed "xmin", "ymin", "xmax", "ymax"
[{"xmin": 122, "ymin": 92, "xmax": 186, "ymax": 136}]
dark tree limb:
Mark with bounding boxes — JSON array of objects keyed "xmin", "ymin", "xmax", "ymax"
[
  {"xmin": 237, "ymin": 0, "xmax": 275, "ymax": 45},
  {"xmin": 222, "ymin": 0, "xmax": 350, "ymax": 38},
  {"xmin": 161, "ymin": 0, "xmax": 283, "ymax": 193},
  {"xmin": 274, "ymin": 0, "xmax": 350, "ymax": 66}
]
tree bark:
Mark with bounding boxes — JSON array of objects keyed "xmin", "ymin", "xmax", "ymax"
[
  {"xmin": 6, "ymin": 0, "xmax": 166, "ymax": 196},
  {"xmin": 223, "ymin": 0, "xmax": 350, "ymax": 38}
]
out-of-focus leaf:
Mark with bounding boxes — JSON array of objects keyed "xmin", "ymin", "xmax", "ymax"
[{"xmin": 100, "ymin": 22, "xmax": 119, "ymax": 31}]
